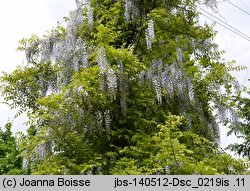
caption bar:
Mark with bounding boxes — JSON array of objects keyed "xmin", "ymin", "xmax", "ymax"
[{"xmin": 0, "ymin": 175, "xmax": 248, "ymax": 191}]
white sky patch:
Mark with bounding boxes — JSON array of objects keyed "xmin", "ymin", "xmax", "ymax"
[{"xmin": 0, "ymin": 0, "xmax": 75, "ymax": 132}]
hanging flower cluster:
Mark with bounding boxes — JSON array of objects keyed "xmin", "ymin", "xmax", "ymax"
[
  {"xmin": 146, "ymin": 20, "xmax": 155, "ymax": 50},
  {"xmin": 124, "ymin": 0, "xmax": 139, "ymax": 21}
]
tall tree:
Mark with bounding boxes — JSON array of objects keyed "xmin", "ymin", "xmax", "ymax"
[{"xmin": 0, "ymin": 0, "xmax": 247, "ymax": 174}]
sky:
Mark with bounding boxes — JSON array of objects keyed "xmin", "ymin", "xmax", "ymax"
[
  {"xmin": 0, "ymin": 0, "xmax": 249, "ymax": 155},
  {"xmin": 0, "ymin": 0, "xmax": 75, "ymax": 132}
]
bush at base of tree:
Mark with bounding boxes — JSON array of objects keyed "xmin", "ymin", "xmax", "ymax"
[{"xmin": 0, "ymin": 123, "xmax": 22, "ymax": 175}]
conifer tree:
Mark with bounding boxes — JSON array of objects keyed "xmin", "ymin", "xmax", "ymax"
[{"xmin": 0, "ymin": 123, "xmax": 22, "ymax": 174}]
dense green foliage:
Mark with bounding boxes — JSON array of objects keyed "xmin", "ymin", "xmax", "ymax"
[
  {"xmin": 0, "ymin": 0, "xmax": 249, "ymax": 174},
  {"xmin": 0, "ymin": 123, "xmax": 22, "ymax": 174},
  {"xmin": 227, "ymin": 91, "xmax": 250, "ymax": 159}
]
